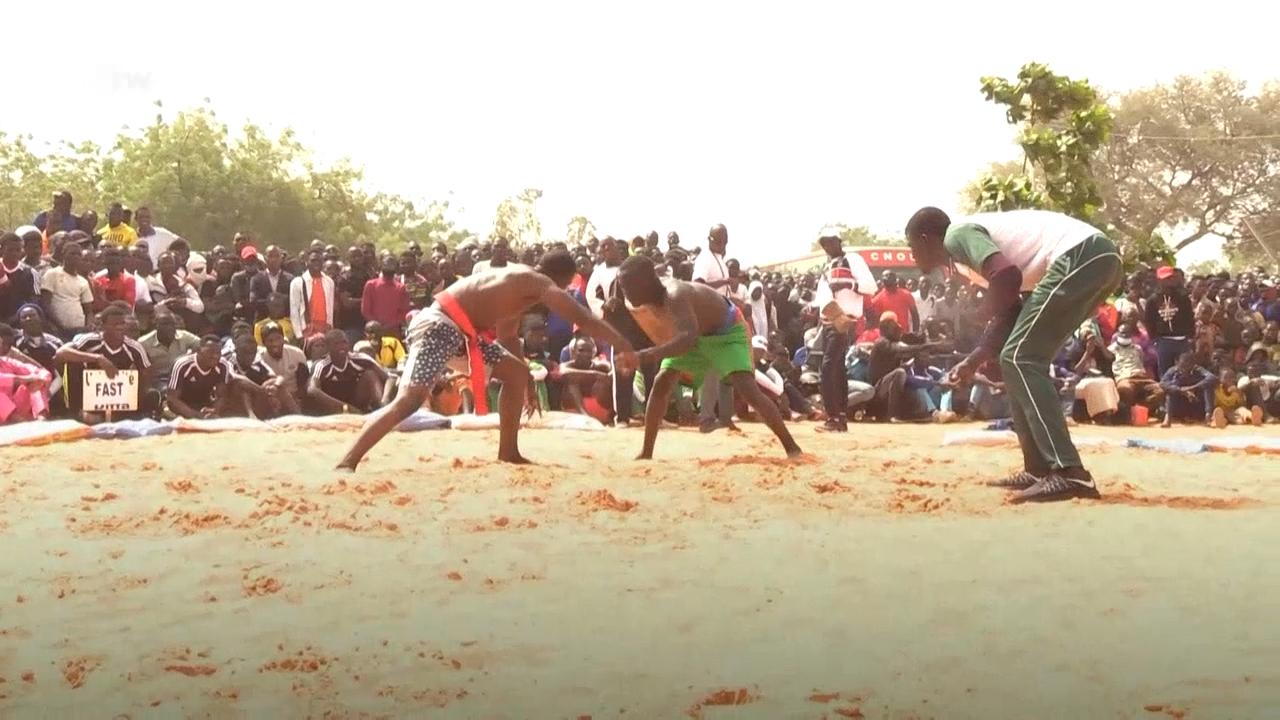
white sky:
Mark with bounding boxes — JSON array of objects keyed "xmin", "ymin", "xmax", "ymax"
[{"xmin": 8, "ymin": 0, "xmax": 1277, "ymax": 265}]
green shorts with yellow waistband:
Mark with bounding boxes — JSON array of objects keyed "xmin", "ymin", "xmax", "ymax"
[{"xmin": 660, "ymin": 321, "xmax": 753, "ymax": 382}]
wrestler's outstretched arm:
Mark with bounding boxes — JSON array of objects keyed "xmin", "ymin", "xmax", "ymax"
[{"xmin": 541, "ymin": 287, "xmax": 636, "ymax": 366}]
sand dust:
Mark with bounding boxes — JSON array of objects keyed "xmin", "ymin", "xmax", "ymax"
[{"xmin": 1, "ymin": 422, "xmax": 1278, "ymax": 717}]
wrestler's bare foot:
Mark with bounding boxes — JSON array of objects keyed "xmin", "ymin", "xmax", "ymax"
[
  {"xmin": 334, "ymin": 463, "xmax": 357, "ymax": 473},
  {"xmin": 785, "ymin": 445, "xmax": 805, "ymax": 459},
  {"xmin": 635, "ymin": 452, "xmax": 653, "ymax": 461},
  {"xmin": 498, "ymin": 452, "xmax": 533, "ymax": 465}
]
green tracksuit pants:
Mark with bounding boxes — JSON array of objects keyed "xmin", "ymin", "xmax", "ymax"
[{"xmin": 999, "ymin": 234, "xmax": 1123, "ymax": 472}]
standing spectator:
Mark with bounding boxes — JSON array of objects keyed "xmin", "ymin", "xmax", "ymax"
[
  {"xmin": 78, "ymin": 210, "xmax": 100, "ymax": 242},
  {"xmin": 39, "ymin": 242, "xmax": 94, "ymax": 337},
  {"xmin": 398, "ymin": 249, "xmax": 432, "ymax": 309},
  {"xmin": 361, "ymin": 254, "xmax": 411, "ymax": 335},
  {"xmin": 33, "ymin": 190, "xmax": 79, "ymax": 236},
  {"xmin": 1, "ymin": 232, "xmax": 40, "ymax": 323},
  {"xmin": 258, "ymin": 322, "xmax": 308, "ymax": 406},
  {"xmin": 1114, "ymin": 272, "xmax": 1146, "ymax": 317},
  {"xmin": 1158, "ymin": 351, "xmax": 1216, "ymax": 428},
  {"xmin": 54, "ymin": 303, "xmax": 155, "ymax": 422},
  {"xmin": 813, "ymin": 228, "xmax": 877, "ymax": 432},
  {"xmin": 167, "ymin": 336, "xmax": 236, "ymax": 419},
  {"xmin": 98, "ymin": 202, "xmax": 139, "ymax": 247},
  {"xmin": 289, "ymin": 250, "xmax": 335, "ymax": 341},
  {"xmin": 91, "ymin": 245, "xmax": 139, "ymax": 310},
  {"xmin": 136, "ymin": 207, "xmax": 179, "ymax": 266},
  {"xmin": 746, "ymin": 280, "xmax": 775, "ymax": 340},
  {"xmin": 870, "ymin": 271, "xmax": 920, "ymax": 334},
  {"xmin": 231, "ymin": 246, "xmax": 263, "ymax": 322},
  {"xmin": 1110, "ymin": 323, "xmax": 1164, "ymax": 419},
  {"xmin": 1146, "ymin": 266, "xmax": 1195, "ymax": 378},
  {"xmin": 472, "ymin": 238, "xmax": 515, "ymax": 275},
  {"xmin": 21, "ymin": 229, "xmax": 49, "ymax": 282},
  {"xmin": 139, "ymin": 312, "xmax": 202, "ymax": 392},
  {"xmin": 249, "ymin": 245, "xmax": 295, "ymax": 319},
  {"xmin": 307, "ymin": 329, "xmax": 387, "ymax": 415},
  {"xmin": 337, "ymin": 246, "xmax": 373, "ymax": 342},
  {"xmin": 691, "ymin": 224, "xmax": 739, "ymax": 433}
]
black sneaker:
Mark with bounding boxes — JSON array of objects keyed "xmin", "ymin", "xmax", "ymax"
[
  {"xmin": 815, "ymin": 418, "xmax": 848, "ymax": 433},
  {"xmin": 986, "ymin": 471, "xmax": 1043, "ymax": 490},
  {"xmin": 1009, "ymin": 472, "xmax": 1101, "ymax": 504}
]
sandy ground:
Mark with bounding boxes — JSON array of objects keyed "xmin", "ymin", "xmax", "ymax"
[{"xmin": 1, "ymin": 421, "xmax": 1278, "ymax": 720}]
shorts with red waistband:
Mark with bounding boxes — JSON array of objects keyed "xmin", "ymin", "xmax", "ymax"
[{"xmin": 403, "ymin": 307, "xmax": 510, "ymax": 388}]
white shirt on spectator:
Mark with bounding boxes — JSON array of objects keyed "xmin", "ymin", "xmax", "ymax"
[
  {"xmin": 141, "ymin": 227, "xmax": 179, "ymax": 266},
  {"xmin": 289, "ymin": 272, "xmax": 336, "ymax": 340},
  {"xmin": 91, "ymin": 269, "xmax": 153, "ymax": 305},
  {"xmin": 40, "ymin": 266, "xmax": 94, "ymax": 330},
  {"xmin": 584, "ymin": 263, "xmax": 619, "ymax": 318},
  {"xmin": 692, "ymin": 249, "xmax": 731, "ymax": 298}
]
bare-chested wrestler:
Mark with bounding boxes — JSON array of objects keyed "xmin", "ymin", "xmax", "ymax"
[
  {"xmin": 617, "ymin": 255, "xmax": 803, "ymax": 459},
  {"xmin": 336, "ymin": 250, "xmax": 635, "ymax": 468}
]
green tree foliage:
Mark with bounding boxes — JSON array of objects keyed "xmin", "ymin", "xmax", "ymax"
[
  {"xmin": 1096, "ymin": 73, "xmax": 1280, "ymax": 264},
  {"xmin": 490, "ymin": 188, "xmax": 543, "ymax": 246},
  {"xmin": 810, "ymin": 224, "xmax": 904, "ymax": 251},
  {"xmin": 971, "ymin": 63, "xmax": 1113, "ymax": 221},
  {"xmin": 564, "ymin": 216, "xmax": 596, "ymax": 246},
  {"xmin": 0, "ymin": 106, "xmax": 467, "ymax": 253}
]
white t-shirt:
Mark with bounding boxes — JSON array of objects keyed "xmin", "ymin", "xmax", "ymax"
[
  {"xmin": 949, "ymin": 210, "xmax": 1101, "ymax": 291},
  {"xmin": 258, "ymin": 344, "xmax": 307, "ymax": 395},
  {"xmin": 141, "ymin": 227, "xmax": 179, "ymax": 266},
  {"xmin": 584, "ymin": 263, "xmax": 620, "ymax": 318},
  {"xmin": 40, "ymin": 267, "xmax": 94, "ymax": 330},
  {"xmin": 692, "ymin": 249, "xmax": 731, "ymax": 298}
]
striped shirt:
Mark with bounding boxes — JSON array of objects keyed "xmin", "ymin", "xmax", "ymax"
[
  {"xmin": 310, "ymin": 353, "xmax": 379, "ymax": 405},
  {"xmin": 70, "ymin": 332, "xmax": 151, "ymax": 371},
  {"xmin": 169, "ymin": 355, "xmax": 232, "ymax": 408}
]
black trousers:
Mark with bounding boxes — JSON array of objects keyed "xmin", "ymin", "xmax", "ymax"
[{"xmin": 819, "ymin": 325, "xmax": 850, "ymax": 421}]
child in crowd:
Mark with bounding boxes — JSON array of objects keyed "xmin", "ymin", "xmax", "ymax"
[
  {"xmin": 253, "ymin": 293, "xmax": 294, "ymax": 346},
  {"xmin": 1211, "ymin": 367, "xmax": 1263, "ymax": 428},
  {"xmin": 1159, "ymin": 352, "xmax": 1217, "ymax": 427}
]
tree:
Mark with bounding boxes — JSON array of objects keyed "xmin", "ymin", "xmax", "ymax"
[
  {"xmin": 564, "ymin": 215, "xmax": 596, "ymax": 246},
  {"xmin": 810, "ymin": 224, "xmax": 904, "ymax": 251},
  {"xmin": 489, "ymin": 188, "xmax": 543, "ymax": 246},
  {"xmin": 1095, "ymin": 73, "xmax": 1280, "ymax": 263},
  {"xmin": 0, "ymin": 105, "xmax": 469, "ymax": 254},
  {"xmin": 969, "ymin": 63, "xmax": 1114, "ymax": 221}
]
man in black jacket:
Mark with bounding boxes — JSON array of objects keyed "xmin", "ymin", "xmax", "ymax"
[
  {"xmin": 1145, "ymin": 266, "xmax": 1195, "ymax": 378},
  {"xmin": 249, "ymin": 245, "xmax": 294, "ymax": 320}
]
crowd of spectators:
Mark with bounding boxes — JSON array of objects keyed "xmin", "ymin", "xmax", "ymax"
[{"xmin": 2, "ymin": 190, "xmax": 1278, "ymax": 432}]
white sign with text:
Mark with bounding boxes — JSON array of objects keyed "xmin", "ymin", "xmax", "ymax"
[{"xmin": 82, "ymin": 369, "xmax": 139, "ymax": 412}]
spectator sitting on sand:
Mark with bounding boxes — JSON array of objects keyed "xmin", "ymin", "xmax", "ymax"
[
  {"xmin": 552, "ymin": 336, "xmax": 612, "ymax": 420},
  {"xmin": 1159, "ymin": 351, "xmax": 1216, "ymax": 428},
  {"xmin": 308, "ymin": 329, "xmax": 387, "ymax": 415},
  {"xmin": 1239, "ymin": 360, "xmax": 1280, "ymax": 421},
  {"xmin": 139, "ymin": 312, "xmax": 201, "ymax": 392},
  {"xmin": 167, "ymin": 335, "xmax": 238, "ymax": 419},
  {"xmin": 1110, "ymin": 322, "xmax": 1164, "ymax": 419},
  {"xmin": 229, "ymin": 332, "xmax": 297, "ymax": 419},
  {"xmin": 1210, "ymin": 366, "xmax": 1262, "ymax": 428},
  {"xmin": 258, "ymin": 323, "xmax": 307, "ymax": 408},
  {"xmin": 253, "ymin": 293, "xmax": 294, "ymax": 346},
  {"xmin": 0, "ymin": 323, "xmax": 53, "ymax": 424},
  {"xmin": 54, "ymin": 302, "xmax": 157, "ymax": 423}
]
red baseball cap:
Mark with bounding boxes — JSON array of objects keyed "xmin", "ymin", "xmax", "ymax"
[
  {"xmin": 1155, "ymin": 265, "xmax": 1176, "ymax": 280},
  {"xmin": 240, "ymin": 245, "xmax": 259, "ymax": 261}
]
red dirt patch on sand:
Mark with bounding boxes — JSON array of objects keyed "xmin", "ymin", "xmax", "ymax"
[
  {"xmin": 576, "ymin": 489, "xmax": 638, "ymax": 512},
  {"xmin": 699, "ymin": 454, "xmax": 817, "ymax": 468},
  {"xmin": 888, "ymin": 490, "xmax": 950, "ymax": 514},
  {"xmin": 687, "ymin": 687, "xmax": 758, "ymax": 717},
  {"xmin": 1144, "ymin": 704, "xmax": 1189, "ymax": 719},
  {"xmin": 810, "ymin": 480, "xmax": 852, "ymax": 494},
  {"xmin": 61, "ymin": 657, "xmax": 100, "ymax": 689},
  {"xmin": 242, "ymin": 575, "xmax": 283, "ymax": 597},
  {"xmin": 446, "ymin": 571, "xmax": 463, "ymax": 581},
  {"xmin": 165, "ymin": 664, "xmax": 217, "ymax": 677},
  {"xmin": 164, "ymin": 479, "xmax": 199, "ymax": 494},
  {"xmin": 834, "ymin": 707, "xmax": 866, "ymax": 718},
  {"xmin": 1098, "ymin": 492, "xmax": 1260, "ymax": 510},
  {"xmin": 809, "ymin": 691, "xmax": 842, "ymax": 703},
  {"xmin": 259, "ymin": 648, "xmax": 333, "ymax": 674},
  {"xmin": 20, "ymin": 671, "xmax": 34, "ymax": 683}
]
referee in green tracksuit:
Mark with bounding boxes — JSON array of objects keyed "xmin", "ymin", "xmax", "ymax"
[{"xmin": 905, "ymin": 207, "xmax": 1123, "ymax": 503}]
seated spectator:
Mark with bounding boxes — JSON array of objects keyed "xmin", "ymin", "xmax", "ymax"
[
  {"xmin": 362, "ymin": 321, "xmax": 406, "ymax": 370},
  {"xmin": 552, "ymin": 336, "xmax": 612, "ymax": 420},
  {"xmin": 258, "ymin": 323, "xmax": 308, "ymax": 406},
  {"xmin": 1159, "ymin": 351, "xmax": 1216, "ymax": 428},
  {"xmin": 91, "ymin": 245, "xmax": 139, "ymax": 310},
  {"xmin": 1239, "ymin": 360, "xmax": 1280, "ymax": 421},
  {"xmin": 863, "ymin": 312, "xmax": 944, "ymax": 421},
  {"xmin": 39, "ymin": 242, "xmax": 94, "ymax": 337},
  {"xmin": 221, "ymin": 320, "xmax": 255, "ymax": 358},
  {"xmin": 969, "ymin": 360, "xmax": 1010, "ymax": 421},
  {"xmin": 0, "ymin": 324, "xmax": 53, "ymax": 423},
  {"xmin": 14, "ymin": 305, "xmax": 64, "ymax": 378},
  {"xmin": 167, "ymin": 335, "xmax": 237, "ymax": 419},
  {"xmin": 228, "ymin": 332, "xmax": 297, "ymax": 418},
  {"xmin": 139, "ymin": 312, "xmax": 202, "ymax": 391},
  {"xmin": 1211, "ymin": 366, "xmax": 1262, "ymax": 428},
  {"xmin": 254, "ymin": 293, "xmax": 295, "ymax": 346},
  {"xmin": 150, "ymin": 251, "xmax": 204, "ymax": 324},
  {"xmin": 231, "ymin": 246, "xmax": 262, "ymax": 322},
  {"xmin": 307, "ymin": 329, "xmax": 387, "ymax": 415},
  {"xmin": 1110, "ymin": 323, "xmax": 1164, "ymax": 419},
  {"xmin": 54, "ymin": 303, "xmax": 157, "ymax": 422},
  {"xmin": 1262, "ymin": 321, "xmax": 1280, "ymax": 365},
  {"xmin": 1064, "ymin": 322, "xmax": 1120, "ymax": 423},
  {"xmin": 1, "ymin": 232, "xmax": 40, "ymax": 323}
]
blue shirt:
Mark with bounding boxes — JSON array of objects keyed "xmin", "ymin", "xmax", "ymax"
[
  {"xmin": 546, "ymin": 287, "xmax": 585, "ymax": 339},
  {"xmin": 33, "ymin": 211, "xmax": 80, "ymax": 234}
]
